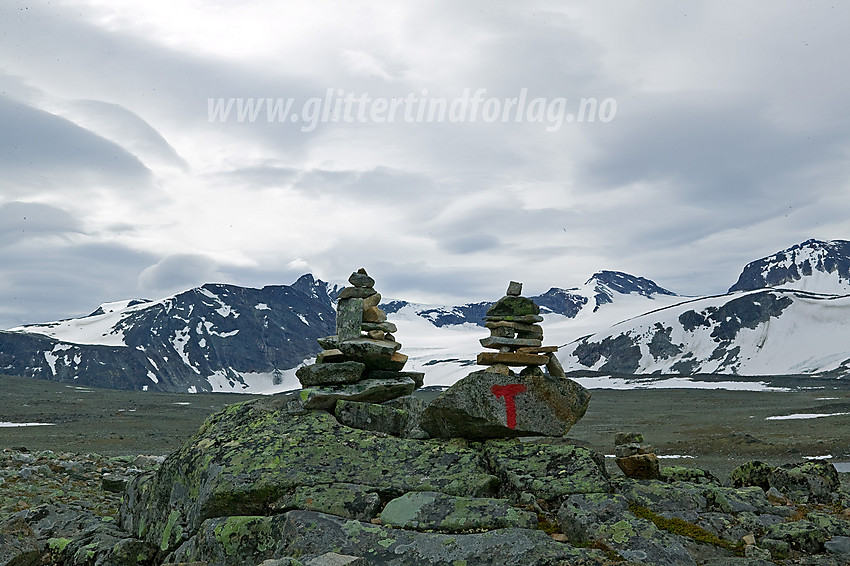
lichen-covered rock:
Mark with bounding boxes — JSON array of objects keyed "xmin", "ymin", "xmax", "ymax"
[
  {"xmin": 761, "ymin": 519, "xmax": 829, "ymax": 553},
  {"xmin": 120, "ymin": 402, "xmax": 499, "ymax": 554},
  {"xmin": 300, "ymin": 377, "xmax": 417, "ymax": 410},
  {"xmin": 0, "ymin": 516, "xmax": 39, "ymax": 566},
  {"xmin": 730, "ymin": 461, "xmax": 773, "ymax": 490},
  {"xmin": 281, "ymin": 510, "xmax": 620, "ymax": 566},
  {"xmin": 483, "ymin": 440, "xmax": 610, "ymax": 503},
  {"xmin": 274, "ymin": 484, "xmax": 381, "ymax": 521},
  {"xmin": 769, "ymin": 461, "xmax": 842, "ymax": 504},
  {"xmin": 334, "ymin": 400, "xmax": 408, "ymax": 437},
  {"xmin": 557, "ymin": 494, "xmax": 697, "ymax": 566},
  {"xmin": 379, "ymin": 491, "xmax": 537, "ymax": 532},
  {"xmin": 166, "ymin": 515, "xmax": 289, "ymax": 566},
  {"xmin": 419, "ymin": 369, "xmax": 590, "ymax": 439}
]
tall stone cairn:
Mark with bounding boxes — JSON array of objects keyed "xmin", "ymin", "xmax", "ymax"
[
  {"xmin": 296, "ymin": 268, "xmax": 424, "ymax": 410},
  {"xmin": 477, "ymin": 281, "xmax": 566, "ymax": 378}
]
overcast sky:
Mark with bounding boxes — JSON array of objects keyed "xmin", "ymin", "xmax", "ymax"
[{"xmin": 1, "ymin": 1, "xmax": 849, "ymax": 327}]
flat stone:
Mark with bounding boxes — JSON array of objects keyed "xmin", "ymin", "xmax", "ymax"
[
  {"xmin": 506, "ymin": 281, "xmax": 523, "ymax": 296},
  {"xmin": 316, "ymin": 349, "xmax": 348, "ymax": 364},
  {"xmin": 366, "ymin": 352, "xmax": 408, "ymax": 372},
  {"xmin": 826, "ymin": 536, "xmax": 850, "ymax": 555},
  {"xmin": 361, "ymin": 306, "xmax": 387, "ymax": 323},
  {"xmin": 614, "ymin": 432, "xmax": 645, "ymax": 445},
  {"xmin": 485, "ymin": 314, "xmax": 544, "ymax": 324},
  {"xmin": 317, "ymin": 335, "xmax": 339, "ymax": 350},
  {"xmin": 296, "ymin": 361, "xmax": 366, "ymax": 387},
  {"xmin": 365, "ymin": 370, "xmax": 424, "ymax": 388},
  {"xmin": 419, "ymin": 369, "xmax": 591, "ymax": 439},
  {"xmin": 348, "ymin": 269, "xmax": 375, "ymax": 288},
  {"xmin": 338, "ymin": 338, "xmax": 401, "ymax": 367},
  {"xmin": 301, "ymin": 377, "xmax": 417, "ymax": 410},
  {"xmin": 379, "ymin": 491, "xmax": 537, "ymax": 532},
  {"xmin": 486, "ymin": 295, "xmax": 540, "ymax": 318},
  {"xmin": 485, "ymin": 321, "xmax": 542, "ymax": 332},
  {"xmin": 337, "ymin": 286, "xmax": 377, "ymax": 300},
  {"xmin": 366, "ymin": 330, "xmax": 385, "ymax": 340},
  {"xmin": 360, "ymin": 321, "xmax": 397, "ymax": 333},
  {"xmin": 480, "ymin": 336, "xmax": 543, "ymax": 349},
  {"xmin": 336, "ymin": 298, "xmax": 363, "ymax": 342},
  {"xmin": 515, "ymin": 346, "xmax": 559, "ymax": 354},
  {"xmin": 477, "ymin": 352, "xmax": 549, "ymax": 366}
]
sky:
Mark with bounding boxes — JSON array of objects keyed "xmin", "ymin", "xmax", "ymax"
[{"xmin": 1, "ymin": 1, "xmax": 849, "ymax": 328}]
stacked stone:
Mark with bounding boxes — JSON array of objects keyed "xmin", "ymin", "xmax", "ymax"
[
  {"xmin": 614, "ymin": 432, "xmax": 660, "ymax": 480},
  {"xmin": 476, "ymin": 281, "xmax": 566, "ymax": 378},
  {"xmin": 296, "ymin": 268, "xmax": 424, "ymax": 411}
]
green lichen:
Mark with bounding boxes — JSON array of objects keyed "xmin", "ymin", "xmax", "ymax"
[
  {"xmin": 161, "ymin": 509, "xmax": 181, "ymax": 551},
  {"xmin": 213, "ymin": 516, "xmax": 274, "ymax": 557},
  {"xmin": 628, "ymin": 503, "xmax": 742, "ymax": 554},
  {"xmin": 47, "ymin": 537, "xmax": 72, "ymax": 552}
]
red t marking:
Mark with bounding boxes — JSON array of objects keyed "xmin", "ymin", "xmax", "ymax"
[{"xmin": 491, "ymin": 384, "xmax": 527, "ymax": 429}]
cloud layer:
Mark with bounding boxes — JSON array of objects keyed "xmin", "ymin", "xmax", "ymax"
[{"xmin": 1, "ymin": 1, "xmax": 850, "ymax": 327}]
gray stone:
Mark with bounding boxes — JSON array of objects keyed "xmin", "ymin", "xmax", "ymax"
[
  {"xmin": 306, "ymin": 554, "xmax": 366, "ymax": 566},
  {"xmin": 348, "ymin": 269, "xmax": 375, "ymax": 288},
  {"xmin": 335, "ymin": 399, "xmax": 409, "ymax": 437},
  {"xmin": 479, "ymin": 336, "xmax": 543, "ymax": 349},
  {"xmin": 317, "ymin": 335, "xmax": 339, "ymax": 350},
  {"xmin": 366, "ymin": 370, "xmax": 424, "ymax": 388},
  {"xmin": 301, "ymin": 377, "xmax": 417, "ymax": 410},
  {"xmin": 275, "ymin": 483, "xmax": 382, "ymax": 521},
  {"xmin": 316, "ymin": 349, "xmax": 347, "ymax": 364},
  {"xmin": 360, "ymin": 321, "xmax": 397, "ymax": 333},
  {"xmin": 296, "ymin": 361, "xmax": 366, "ymax": 387},
  {"xmin": 485, "ymin": 314, "xmax": 544, "ymax": 323},
  {"xmin": 102, "ymin": 472, "xmax": 130, "ymax": 493},
  {"xmin": 826, "ymin": 535, "xmax": 850, "ymax": 555},
  {"xmin": 336, "ymin": 298, "xmax": 363, "ymax": 342},
  {"xmin": 506, "ymin": 281, "xmax": 523, "ymax": 296},
  {"xmin": 379, "ymin": 491, "xmax": 537, "ymax": 532},
  {"xmin": 419, "ymin": 369, "xmax": 591, "ymax": 439},
  {"xmin": 338, "ymin": 338, "xmax": 400, "ymax": 360},
  {"xmin": 281, "ymin": 511, "xmax": 614, "ymax": 565},
  {"xmin": 337, "ymin": 286, "xmax": 377, "ymax": 300}
]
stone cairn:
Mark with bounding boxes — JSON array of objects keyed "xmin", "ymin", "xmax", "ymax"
[
  {"xmin": 295, "ymin": 268, "xmax": 424, "ymax": 416},
  {"xmin": 614, "ymin": 432, "xmax": 660, "ymax": 480},
  {"xmin": 476, "ymin": 281, "xmax": 566, "ymax": 379},
  {"xmin": 419, "ymin": 281, "xmax": 590, "ymax": 439}
]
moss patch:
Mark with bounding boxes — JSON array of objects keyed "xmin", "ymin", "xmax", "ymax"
[{"xmin": 628, "ymin": 502, "xmax": 742, "ymax": 554}]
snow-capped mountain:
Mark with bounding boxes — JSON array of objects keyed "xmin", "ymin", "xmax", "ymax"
[
  {"xmin": 1, "ymin": 275, "xmax": 337, "ymax": 393},
  {"xmin": 562, "ymin": 239, "xmax": 850, "ymax": 377},
  {"xmin": 729, "ymin": 238, "xmax": 850, "ymax": 294}
]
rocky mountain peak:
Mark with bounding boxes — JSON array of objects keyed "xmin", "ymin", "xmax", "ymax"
[{"xmin": 728, "ymin": 238, "xmax": 850, "ymax": 294}]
